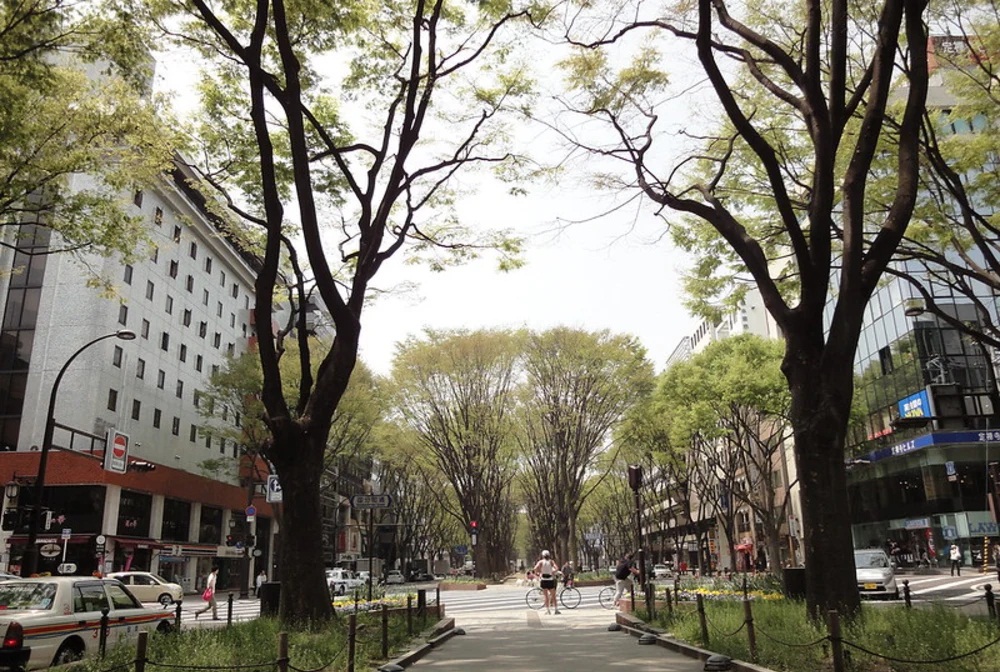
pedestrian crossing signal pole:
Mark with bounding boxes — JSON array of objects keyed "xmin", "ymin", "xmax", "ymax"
[{"xmin": 469, "ymin": 521, "xmax": 478, "ymax": 579}]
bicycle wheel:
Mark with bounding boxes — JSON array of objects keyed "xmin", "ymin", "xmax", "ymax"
[
  {"xmin": 598, "ymin": 586, "xmax": 616, "ymax": 609},
  {"xmin": 525, "ymin": 588, "xmax": 545, "ymax": 610},
  {"xmin": 559, "ymin": 586, "xmax": 582, "ymax": 610}
]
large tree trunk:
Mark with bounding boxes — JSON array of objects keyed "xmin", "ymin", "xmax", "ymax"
[
  {"xmin": 268, "ymin": 430, "xmax": 333, "ymax": 623},
  {"xmin": 786, "ymin": 351, "xmax": 861, "ymax": 617}
]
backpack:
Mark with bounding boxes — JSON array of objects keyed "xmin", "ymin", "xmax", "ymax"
[{"xmin": 615, "ymin": 561, "xmax": 631, "ymax": 580}]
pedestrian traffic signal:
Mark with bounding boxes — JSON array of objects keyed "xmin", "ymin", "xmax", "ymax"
[
  {"xmin": 469, "ymin": 520, "xmax": 478, "ymax": 533},
  {"xmin": 1, "ymin": 509, "xmax": 16, "ymax": 531}
]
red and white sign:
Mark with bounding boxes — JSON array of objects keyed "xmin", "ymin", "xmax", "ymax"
[{"xmin": 105, "ymin": 429, "xmax": 129, "ymax": 474}]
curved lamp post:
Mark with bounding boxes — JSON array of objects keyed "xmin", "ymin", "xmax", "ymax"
[{"xmin": 22, "ymin": 329, "xmax": 136, "ymax": 576}]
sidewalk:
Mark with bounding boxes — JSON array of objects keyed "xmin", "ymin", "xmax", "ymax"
[{"xmin": 410, "ymin": 603, "xmax": 706, "ymax": 672}]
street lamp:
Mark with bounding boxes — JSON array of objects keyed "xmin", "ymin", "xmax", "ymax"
[{"xmin": 22, "ymin": 329, "xmax": 136, "ymax": 576}]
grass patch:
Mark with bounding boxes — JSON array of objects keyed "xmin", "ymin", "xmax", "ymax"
[
  {"xmin": 79, "ymin": 609, "xmax": 433, "ymax": 672},
  {"xmin": 644, "ymin": 599, "xmax": 1000, "ymax": 672}
]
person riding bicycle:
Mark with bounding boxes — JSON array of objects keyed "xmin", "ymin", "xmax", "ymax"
[
  {"xmin": 533, "ymin": 550, "xmax": 560, "ymax": 614},
  {"xmin": 560, "ymin": 560, "xmax": 575, "ymax": 588},
  {"xmin": 613, "ymin": 551, "xmax": 639, "ymax": 609}
]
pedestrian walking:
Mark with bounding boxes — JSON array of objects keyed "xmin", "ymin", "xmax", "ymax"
[
  {"xmin": 196, "ymin": 567, "xmax": 220, "ymax": 620},
  {"xmin": 255, "ymin": 570, "xmax": 267, "ymax": 597},
  {"xmin": 532, "ymin": 550, "xmax": 560, "ymax": 615},
  {"xmin": 949, "ymin": 543, "xmax": 962, "ymax": 576}
]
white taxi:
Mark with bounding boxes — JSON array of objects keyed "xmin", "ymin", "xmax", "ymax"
[{"xmin": 0, "ymin": 577, "xmax": 173, "ymax": 670}]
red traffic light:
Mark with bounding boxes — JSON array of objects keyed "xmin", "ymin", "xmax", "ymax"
[{"xmin": 470, "ymin": 520, "xmax": 478, "ymax": 530}]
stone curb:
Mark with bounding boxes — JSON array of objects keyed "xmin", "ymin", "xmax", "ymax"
[
  {"xmin": 379, "ymin": 617, "xmax": 457, "ymax": 669},
  {"xmin": 615, "ymin": 613, "xmax": 777, "ymax": 672}
]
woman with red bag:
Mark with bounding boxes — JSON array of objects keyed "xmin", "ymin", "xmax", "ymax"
[{"xmin": 195, "ymin": 567, "xmax": 220, "ymax": 620}]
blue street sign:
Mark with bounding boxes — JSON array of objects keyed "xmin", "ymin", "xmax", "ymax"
[
  {"xmin": 453, "ymin": 545, "xmax": 468, "ymax": 556},
  {"xmin": 245, "ymin": 505, "xmax": 257, "ymax": 517}
]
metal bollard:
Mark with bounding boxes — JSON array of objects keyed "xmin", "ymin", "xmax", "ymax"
[
  {"xmin": 347, "ymin": 613, "xmax": 357, "ymax": 672},
  {"xmin": 903, "ymin": 580, "xmax": 911, "ymax": 609},
  {"xmin": 135, "ymin": 631, "xmax": 148, "ymax": 672},
  {"xmin": 407, "ymin": 594, "xmax": 413, "ymax": 635},
  {"xmin": 827, "ymin": 611, "xmax": 844, "ymax": 672},
  {"xmin": 665, "ymin": 587, "xmax": 673, "ymax": 615},
  {"xmin": 227, "ymin": 592, "xmax": 234, "ymax": 625},
  {"xmin": 417, "ymin": 588, "xmax": 426, "ymax": 619},
  {"xmin": 986, "ymin": 584, "xmax": 996, "ymax": 618},
  {"xmin": 696, "ymin": 594, "xmax": 709, "ymax": 647},
  {"xmin": 276, "ymin": 632, "xmax": 289, "ymax": 672},
  {"xmin": 436, "ymin": 586, "xmax": 441, "ymax": 616},
  {"xmin": 381, "ymin": 602, "xmax": 389, "ymax": 658},
  {"xmin": 175, "ymin": 600, "xmax": 183, "ymax": 630},
  {"xmin": 99, "ymin": 607, "xmax": 110, "ymax": 657},
  {"xmin": 744, "ymin": 599, "xmax": 757, "ymax": 663}
]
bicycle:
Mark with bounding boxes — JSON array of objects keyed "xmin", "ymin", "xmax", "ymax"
[
  {"xmin": 598, "ymin": 585, "xmax": 617, "ymax": 609},
  {"xmin": 526, "ymin": 583, "xmax": 582, "ymax": 610}
]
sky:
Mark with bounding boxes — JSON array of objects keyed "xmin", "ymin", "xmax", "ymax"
[{"xmin": 151, "ymin": 27, "xmax": 704, "ymax": 378}]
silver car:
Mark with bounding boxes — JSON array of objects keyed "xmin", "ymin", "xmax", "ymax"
[
  {"xmin": 107, "ymin": 571, "xmax": 184, "ymax": 606},
  {"xmin": 854, "ymin": 549, "xmax": 899, "ymax": 599}
]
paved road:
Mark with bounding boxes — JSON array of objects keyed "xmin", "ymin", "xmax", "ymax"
[{"xmin": 416, "ymin": 585, "xmax": 706, "ymax": 672}]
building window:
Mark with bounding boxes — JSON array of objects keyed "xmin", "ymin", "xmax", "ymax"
[
  {"xmin": 133, "ymin": 190, "xmax": 143, "ymax": 207},
  {"xmin": 112, "ymin": 346, "xmax": 123, "ymax": 367},
  {"xmin": 123, "ymin": 265, "xmax": 133, "ymax": 285},
  {"xmin": 231, "ymin": 283, "xmax": 239, "ymax": 299},
  {"xmin": 205, "ymin": 435, "xmax": 211, "ymax": 449},
  {"xmin": 220, "ymin": 270, "xmax": 226, "ymax": 287},
  {"xmin": 216, "ymin": 302, "xmax": 223, "ymax": 318},
  {"xmin": 165, "ymin": 295, "xmax": 174, "ymax": 315},
  {"xmin": 193, "ymin": 390, "xmax": 200, "ymax": 408},
  {"xmin": 141, "ymin": 319, "xmax": 150, "ymax": 339},
  {"xmin": 107, "ymin": 388, "xmax": 118, "ymax": 411},
  {"xmin": 195, "ymin": 354, "xmax": 203, "ymax": 372},
  {"xmin": 211, "ymin": 364, "xmax": 219, "ymax": 376},
  {"xmin": 202, "ymin": 289, "xmax": 209, "ymax": 306},
  {"xmin": 175, "ymin": 380, "xmax": 184, "ymax": 399},
  {"xmin": 131, "ymin": 399, "xmax": 141, "ymax": 421},
  {"xmin": 172, "ymin": 226, "xmax": 181, "ymax": 243},
  {"xmin": 230, "ymin": 313, "xmax": 236, "ymax": 328},
  {"xmin": 204, "ymin": 257, "xmax": 213, "ymax": 273},
  {"xmin": 189, "ymin": 424, "xmax": 197, "ymax": 442},
  {"xmin": 153, "ymin": 408, "xmax": 162, "ymax": 428},
  {"xmin": 171, "ymin": 417, "xmax": 180, "ymax": 436},
  {"xmin": 160, "ymin": 332, "xmax": 169, "ymax": 351},
  {"xmin": 118, "ymin": 304, "xmax": 128, "ymax": 326},
  {"xmin": 169, "ymin": 260, "xmax": 178, "ymax": 279},
  {"xmin": 244, "ymin": 296, "xmax": 250, "ymax": 310},
  {"xmin": 182, "ymin": 309, "xmax": 192, "ymax": 327},
  {"xmin": 154, "ymin": 207, "xmax": 163, "ymax": 226},
  {"xmin": 227, "ymin": 343, "xmax": 234, "ymax": 356},
  {"xmin": 213, "ymin": 332, "xmax": 221, "ymax": 348},
  {"xmin": 179, "ymin": 344, "xmax": 187, "ymax": 362},
  {"xmin": 218, "ymin": 438, "xmax": 225, "ymax": 455},
  {"xmin": 157, "ymin": 370, "xmax": 165, "ymax": 389},
  {"xmin": 150, "ymin": 246, "xmax": 158, "ymax": 263},
  {"xmin": 185, "ymin": 275, "xmax": 194, "ymax": 293},
  {"xmin": 145, "ymin": 281, "xmax": 154, "ymax": 301},
  {"xmin": 136, "ymin": 358, "xmax": 145, "ymax": 379},
  {"xmin": 189, "ymin": 242, "xmax": 197, "ymax": 259},
  {"xmin": 199, "ymin": 322, "xmax": 207, "ymax": 338}
]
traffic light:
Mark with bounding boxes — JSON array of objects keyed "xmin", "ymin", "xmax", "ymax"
[
  {"xmin": 1, "ymin": 509, "xmax": 16, "ymax": 531},
  {"xmin": 225, "ymin": 534, "xmax": 236, "ymax": 547},
  {"xmin": 469, "ymin": 520, "xmax": 478, "ymax": 533}
]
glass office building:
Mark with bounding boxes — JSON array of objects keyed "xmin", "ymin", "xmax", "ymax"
[{"xmin": 845, "ymin": 267, "xmax": 1000, "ymax": 567}]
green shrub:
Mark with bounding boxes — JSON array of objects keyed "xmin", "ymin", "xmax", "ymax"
[{"xmin": 645, "ymin": 599, "xmax": 1000, "ymax": 672}]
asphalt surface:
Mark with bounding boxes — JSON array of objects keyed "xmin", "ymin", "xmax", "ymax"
[{"xmin": 410, "ymin": 585, "xmax": 706, "ymax": 672}]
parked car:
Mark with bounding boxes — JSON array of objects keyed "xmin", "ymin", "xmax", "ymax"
[
  {"xmin": 652, "ymin": 564, "xmax": 671, "ymax": 579},
  {"xmin": 0, "ymin": 577, "xmax": 173, "ymax": 670},
  {"xmin": 409, "ymin": 571, "xmax": 435, "ymax": 582},
  {"xmin": 326, "ymin": 569, "xmax": 364, "ymax": 596},
  {"xmin": 385, "ymin": 570, "xmax": 405, "ymax": 585},
  {"xmin": 107, "ymin": 571, "xmax": 184, "ymax": 606},
  {"xmin": 854, "ymin": 548, "xmax": 899, "ymax": 599}
]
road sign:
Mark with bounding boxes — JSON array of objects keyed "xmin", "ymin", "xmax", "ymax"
[
  {"xmin": 96, "ymin": 535, "xmax": 107, "ymax": 545},
  {"xmin": 266, "ymin": 475, "xmax": 282, "ymax": 503},
  {"xmin": 245, "ymin": 505, "xmax": 257, "ymax": 517},
  {"xmin": 253, "ymin": 549, "xmax": 263, "ymax": 557},
  {"xmin": 61, "ymin": 528, "xmax": 71, "ymax": 540},
  {"xmin": 39, "ymin": 543, "xmax": 61, "ymax": 558},
  {"xmin": 350, "ymin": 494, "xmax": 392, "ymax": 509},
  {"xmin": 453, "ymin": 544, "xmax": 468, "ymax": 556},
  {"xmin": 105, "ymin": 430, "xmax": 129, "ymax": 474},
  {"xmin": 57, "ymin": 563, "xmax": 77, "ymax": 575}
]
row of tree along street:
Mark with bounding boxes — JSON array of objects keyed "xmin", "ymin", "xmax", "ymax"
[{"xmin": 12, "ymin": 0, "xmax": 1000, "ymax": 622}]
